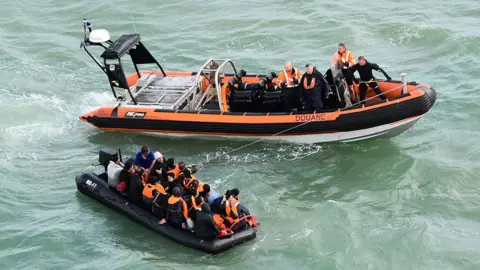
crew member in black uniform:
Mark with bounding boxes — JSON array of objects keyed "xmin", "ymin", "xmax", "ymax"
[
  {"xmin": 350, "ymin": 56, "xmax": 392, "ymax": 104},
  {"xmin": 299, "ymin": 64, "xmax": 328, "ymax": 111}
]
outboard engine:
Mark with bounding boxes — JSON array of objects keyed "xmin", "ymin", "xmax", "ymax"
[{"xmin": 98, "ymin": 148, "xmax": 119, "ymax": 172}]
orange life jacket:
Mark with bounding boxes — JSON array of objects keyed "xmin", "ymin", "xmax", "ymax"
[
  {"xmin": 339, "ymin": 50, "xmax": 355, "ymax": 69},
  {"xmin": 213, "ymin": 214, "xmax": 226, "ymax": 230},
  {"xmin": 167, "ymin": 164, "xmax": 182, "ymax": 179},
  {"xmin": 225, "ymin": 199, "xmax": 241, "ymax": 224},
  {"xmin": 142, "ymin": 183, "xmax": 166, "ymax": 199},
  {"xmin": 183, "ymin": 174, "xmax": 197, "ymax": 189},
  {"xmin": 277, "ymin": 67, "xmax": 302, "ymax": 87},
  {"xmin": 303, "ymin": 77, "xmax": 316, "ymax": 90},
  {"xmin": 167, "ymin": 196, "xmax": 188, "ymax": 219},
  {"xmin": 197, "ymin": 183, "xmax": 205, "ymax": 193}
]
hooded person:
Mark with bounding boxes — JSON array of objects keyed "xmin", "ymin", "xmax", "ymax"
[
  {"xmin": 194, "ymin": 203, "xmax": 221, "ymax": 240},
  {"xmin": 107, "ymin": 153, "xmax": 123, "ymax": 189},
  {"xmin": 149, "ymin": 151, "xmax": 168, "ymax": 182}
]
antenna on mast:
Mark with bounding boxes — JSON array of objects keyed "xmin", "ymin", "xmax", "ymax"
[{"xmin": 130, "ymin": 15, "xmax": 137, "ymax": 33}]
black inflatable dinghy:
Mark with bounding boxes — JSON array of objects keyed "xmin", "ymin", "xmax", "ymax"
[{"xmin": 74, "ymin": 149, "xmax": 257, "ymax": 254}]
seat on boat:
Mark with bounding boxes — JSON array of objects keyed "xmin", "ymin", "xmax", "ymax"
[{"xmin": 259, "ymin": 92, "xmax": 283, "ymax": 113}]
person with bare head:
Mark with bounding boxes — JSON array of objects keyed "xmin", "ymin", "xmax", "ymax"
[
  {"xmin": 299, "ymin": 63, "xmax": 328, "ymax": 111},
  {"xmin": 336, "ymin": 43, "xmax": 357, "ymax": 101},
  {"xmin": 350, "ymin": 56, "xmax": 391, "ymax": 104},
  {"xmin": 276, "ymin": 61, "xmax": 303, "ymax": 112}
]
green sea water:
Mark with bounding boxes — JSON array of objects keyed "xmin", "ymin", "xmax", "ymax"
[{"xmin": 1, "ymin": 0, "xmax": 479, "ymax": 269}]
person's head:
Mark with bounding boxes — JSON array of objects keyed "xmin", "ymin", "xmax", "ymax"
[
  {"xmin": 284, "ymin": 61, "xmax": 293, "ymax": 72},
  {"xmin": 195, "ymin": 196, "xmax": 204, "ymax": 209},
  {"xmin": 166, "ymin": 158, "xmax": 175, "ymax": 168},
  {"xmin": 167, "ymin": 172, "xmax": 175, "ymax": 182},
  {"xmin": 149, "ymin": 175, "xmax": 158, "ymax": 185},
  {"xmin": 358, "ymin": 56, "xmax": 367, "ymax": 66},
  {"xmin": 137, "ymin": 167, "xmax": 145, "ymax": 176},
  {"xmin": 178, "ymin": 162, "xmax": 186, "ymax": 171},
  {"xmin": 172, "ymin": 187, "xmax": 181, "ymax": 197},
  {"xmin": 231, "ymin": 188, "xmax": 240, "ymax": 199},
  {"xmin": 183, "ymin": 168, "xmax": 191, "ymax": 178},
  {"xmin": 224, "ymin": 189, "xmax": 232, "ymax": 200},
  {"xmin": 190, "ymin": 165, "xmax": 199, "ymax": 174},
  {"xmin": 141, "ymin": 146, "xmax": 150, "ymax": 158},
  {"xmin": 154, "ymin": 151, "xmax": 164, "ymax": 162},
  {"xmin": 123, "ymin": 158, "xmax": 134, "ymax": 171},
  {"xmin": 202, "ymin": 184, "xmax": 211, "ymax": 194},
  {"xmin": 338, "ymin": 43, "xmax": 346, "ymax": 54},
  {"xmin": 305, "ymin": 63, "xmax": 314, "ymax": 75}
]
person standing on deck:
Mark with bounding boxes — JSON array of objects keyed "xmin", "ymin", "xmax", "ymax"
[{"xmin": 350, "ymin": 56, "xmax": 391, "ymax": 104}]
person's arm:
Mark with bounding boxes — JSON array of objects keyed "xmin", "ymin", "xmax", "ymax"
[
  {"xmin": 210, "ymin": 216, "xmax": 221, "ymax": 235},
  {"xmin": 238, "ymin": 203, "xmax": 251, "ymax": 216},
  {"xmin": 299, "ymin": 74, "xmax": 306, "ymax": 89},
  {"xmin": 277, "ymin": 71, "xmax": 286, "ymax": 88},
  {"xmin": 134, "ymin": 152, "xmax": 141, "ymax": 166},
  {"xmin": 181, "ymin": 199, "xmax": 189, "ymax": 220},
  {"xmin": 370, "ymin": 63, "xmax": 391, "ymax": 81}
]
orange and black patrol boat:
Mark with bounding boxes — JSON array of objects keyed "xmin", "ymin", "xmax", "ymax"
[{"xmin": 79, "ymin": 20, "xmax": 436, "ymax": 143}]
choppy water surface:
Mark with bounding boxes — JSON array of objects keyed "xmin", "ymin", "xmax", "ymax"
[{"xmin": 1, "ymin": 1, "xmax": 479, "ymax": 269}]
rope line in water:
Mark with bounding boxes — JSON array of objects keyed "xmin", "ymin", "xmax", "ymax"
[{"xmin": 198, "ymin": 84, "xmax": 404, "ymax": 167}]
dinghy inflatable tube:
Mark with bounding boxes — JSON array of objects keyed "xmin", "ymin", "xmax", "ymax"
[{"xmin": 75, "ymin": 172, "xmax": 256, "ymax": 254}]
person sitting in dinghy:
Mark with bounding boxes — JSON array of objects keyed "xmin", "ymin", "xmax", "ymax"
[
  {"xmin": 107, "ymin": 153, "xmax": 123, "ymax": 189},
  {"xmin": 135, "ymin": 145, "xmax": 155, "ymax": 170},
  {"xmin": 149, "ymin": 151, "xmax": 168, "ymax": 182},
  {"xmin": 164, "ymin": 187, "xmax": 191, "ymax": 229}
]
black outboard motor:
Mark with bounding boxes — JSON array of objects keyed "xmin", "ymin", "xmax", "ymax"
[
  {"xmin": 98, "ymin": 148, "xmax": 119, "ymax": 172},
  {"xmin": 227, "ymin": 69, "xmax": 247, "ymax": 90},
  {"xmin": 324, "ymin": 68, "xmax": 348, "ymax": 108}
]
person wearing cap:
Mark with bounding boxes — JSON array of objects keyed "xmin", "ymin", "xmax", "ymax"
[
  {"xmin": 165, "ymin": 187, "xmax": 190, "ymax": 229},
  {"xmin": 299, "ymin": 64, "xmax": 328, "ymax": 111},
  {"xmin": 350, "ymin": 56, "xmax": 390, "ymax": 104},
  {"xmin": 134, "ymin": 145, "xmax": 155, "ymax": 169}
]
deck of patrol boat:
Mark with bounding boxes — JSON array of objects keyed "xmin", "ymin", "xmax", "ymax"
[{"xmin": 128, "ymin": 74, "xmax": 198, "ymax": 108}]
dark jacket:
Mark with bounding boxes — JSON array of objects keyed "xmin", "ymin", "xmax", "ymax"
[
  {"xmin": 150, "ymin": 160, "xmax": 168, "ymax": 182},
  {"xmin": 299, "ymin": 69, "xmax": 328, "ymax": 92},
  {"xmin": 349, "ymin": 62, "xmax": 391, "ymax": 82},
  {"xmin": 127, "ymin": 174, "xmax": 144, "ymax": 205},
  {"xmin": 195, "ymin": 204, "xmax": 221, "ymax": 239}
]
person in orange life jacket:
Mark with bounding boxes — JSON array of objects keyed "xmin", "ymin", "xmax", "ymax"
[
  {"xmin": 188, "ymin": 195, "xmax": 204, "ymax": 222},
  {"xmin": 168, "ymin": 161, "xmax": 185, "ymax": 181},
  {"xmin": 350, "ymin": 56, "xmax": 390, "ymax": 104},
  {"xmin": 224, "ymin": 194, "xmax": 247, "ymax": 231},
  {"xmin": 336, "ymin": 43, "xmax": 357, "ymax": 100},
  {"xmin": 195, "ymin": 203, "xmax": 222, "ymax": 240},
  {"xmin": 135, "ymin": 145, "xmax": 156, "ymax": 170},
  {"xmin": 180, "ymin": 168, "xmax": 197, "ymax": 192},
  {"xmin": 147, "ymin": 176, "xmax": 170, "ymax": 222},
  {"xmin": 210, "ymin": 190, "xmax": 232, "ymax": 214},
  {"xmin": 165, "ymin": 187, "xmax": 191, "ymax": 228},
  {"xmin": 142, "ymin": 176, "xmax": 166, "ymax": 206},
  {"xmin": 230, "ymin": 188, "xmax": 250, "ymax": 216},
  {"xmin": 299, "ymin": 64, "xmax": 328, "ymax": 111},
  {"xmin": 277, "ymin": 61, "xmax": 303, "ymax": 112},
  {"xmin": 199, "ymin": 184, "xmax": 220, "ymax": 204}
]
